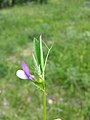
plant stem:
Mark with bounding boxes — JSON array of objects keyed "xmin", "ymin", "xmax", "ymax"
[{"xmin": 43, "ymin": 83, "xmax": 46, "ymax": 120}]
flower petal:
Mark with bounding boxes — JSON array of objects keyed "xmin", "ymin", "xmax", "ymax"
[
  {"xmin": 16, "ymin": 70, "xmax": 28, "ymax": 79},
  {"xmin": 28, "ymin": 75, "xmax": 35, "ymax": 80},
  {"xmin": 20, "ymin": 61, "xmax": 30, "ymax": 78}
]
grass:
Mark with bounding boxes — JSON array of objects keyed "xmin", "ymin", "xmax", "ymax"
[{"xmin": 0, "ymin": 0, "xmax": 90, "ymax": 119}]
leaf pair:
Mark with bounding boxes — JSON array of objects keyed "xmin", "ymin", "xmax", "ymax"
[{"xmin": 33, "ymin": 36, "xmax": 52, "ymax": 77}]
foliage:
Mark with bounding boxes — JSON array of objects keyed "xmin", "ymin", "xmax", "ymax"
[{"xmin": 0, "ymin": 0, "xmax": 47, "ymax": 8}]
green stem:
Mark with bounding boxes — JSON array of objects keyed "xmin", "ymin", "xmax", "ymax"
[
  {"xmin": 43, "ymin": 84, "xmax": 46, "ymax": 120},
  {"xmin": 43, "ymin": 71, "xmax": 46, "ymax": 120}
]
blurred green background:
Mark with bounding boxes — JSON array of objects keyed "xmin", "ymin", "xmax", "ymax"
[{"xmin": 0, "ymin": 0, "xmax": 90, "ymax": 120}]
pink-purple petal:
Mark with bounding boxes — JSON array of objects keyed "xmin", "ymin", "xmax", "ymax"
[
  {"xmin": 20, "ymin": 61, "xmax": 30, "ymax": 78},
  {"xmin": 20, "ymin": 61, "xmax": 35, "ymax": 80}
]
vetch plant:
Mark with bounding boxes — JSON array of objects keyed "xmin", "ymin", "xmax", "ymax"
[{"xmin": 16, "ymin": 36, "xmax": 52, "ymax": 120}]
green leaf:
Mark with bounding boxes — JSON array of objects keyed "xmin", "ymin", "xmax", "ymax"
[
  {"xmin": 32, "ymin": 54, "xmax": 39, "ymax": 71},
  {"xmin": 34, "ymin": 38, "xmax": 40, "ymax": 65},
  {"xmin": 34, "ymin": 36, "xmax": 44, "ymax": 73},
  {"xmin": 44, "ymin": 45, "xmax": 52, "ymax": 72},
  {"xmin": 32, "ymin": 82, "xmax": 45, "ymax": 92},
  {"xmin": 40, "ymin": 35, "xmax": 44, "ymax": 72},
  {"xmin": 32, "ymin": 54, "xmax": 41, "ymax": 75}
]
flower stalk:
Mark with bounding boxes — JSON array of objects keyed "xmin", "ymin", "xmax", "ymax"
[
  {"xmin": 16, "ymin": 36, "xmax": 52, "ymax": 120},
  {"xmin": 42, "ymin": 68, "xmax": 46, "ymax": 120},
  {"xmin": 43, "ymin": 83, "xmax": 46, "ymax": 120}
]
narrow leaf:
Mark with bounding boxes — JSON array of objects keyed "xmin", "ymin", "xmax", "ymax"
[
  {"xmin": 40, "ymin": 35, "xmax": 44, "ymax": 72},
  {"xmin": 32, "ymin": 54, "xmax": 39, "ymax": 71},
  {"xmin": 34, "ymin": 36, "xmax": 44, "ymax": 73},
  {"xmin": 32, "ymin": 82, "xmax": 45, "ymax": 92},
  {"xmin": 34, "ymin": 38, "xmax": 40, "ymax": 66},
  {"xmin": 32, "ymin": 54, "xmax": 41, "ymax": 75},
  {"xmin": 44, "ymin": 45, "xmax": 52, "ymax": 72}
]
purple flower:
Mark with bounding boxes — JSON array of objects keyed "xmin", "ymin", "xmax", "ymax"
[{"xmin": 16, "ymin": 61, "xmax": 35, "ymax": 80}]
